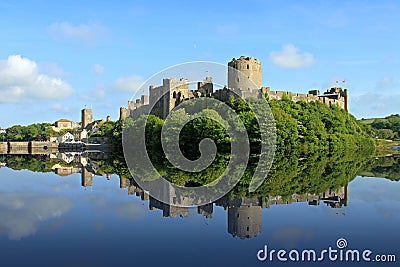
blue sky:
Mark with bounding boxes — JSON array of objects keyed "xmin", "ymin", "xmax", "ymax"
[{"xmin": 0, "ymin": 0, "xmax": 399, "ymax": 127}]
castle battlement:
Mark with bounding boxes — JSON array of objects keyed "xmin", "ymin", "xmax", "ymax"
[{"xmin": 122, "ymin": 55, "xmax": 348, "ymax": 120}]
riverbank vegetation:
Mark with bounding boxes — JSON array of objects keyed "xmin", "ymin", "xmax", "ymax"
[
  {"xmin": 119, "ymin": 97, "xmax": 375, "ymax": 161},
  {"xmin": 2, "ymin": 123, "xmax": 52, "ymax": 141},
  {"xmin": 360, "ymin": 114, "xmax": 400, "ymax": 140}
]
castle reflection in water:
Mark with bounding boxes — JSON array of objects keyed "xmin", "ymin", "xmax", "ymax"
[{"xmin": 43, "ymin": 152, "xmax": 349, "ymax": 240}]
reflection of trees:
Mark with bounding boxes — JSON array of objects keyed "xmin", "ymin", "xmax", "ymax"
[
  {"xmin": 1, "ymin": 155, "xmax": 53, "ymax": 173},
  {"xmin": 2, "ymin": 149, "xmax": 382, "ymax": 200},
  {"xmin": 359, "ymin": 156, "xmax": 400, "ymax": 181},
  {"xmin": 224, "ymin": 150, "xmax": 368, "ymax": 200},
  {"xmin": 94, "ymin": 148, "xmax": 373, "ymax": 202}
]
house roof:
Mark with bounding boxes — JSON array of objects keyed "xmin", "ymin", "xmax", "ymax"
[{"xmin": 56, "ymin": 119, "xmax": 73, "ymax": 123}]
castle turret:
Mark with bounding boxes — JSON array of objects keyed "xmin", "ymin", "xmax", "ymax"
[
  {"xmin": 149, "ymin": 78, "xmax": 190, "ymax": 119},
  {"xmin": 81, "ymin": 108, "xmax": 93, "ymax": 129},
  {"xmin": 197, "ymin": 77, "xmax": 214, "ymax": 96},
  {"xmin": 119, "ymin": 107, "xmax": 127, "ymax": 120},
  {"xmin": 81, "ymin": 166, "xmax": 93, "ymax": 187},
  {"xmin": 228, "ymin": 56, "xmax": 262, "ymax": 90},
  {"xmin": 228, "ymin": 205, "xmax": 262, "ymax": 239}
]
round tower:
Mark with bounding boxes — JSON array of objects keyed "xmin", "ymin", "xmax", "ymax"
[
  {"xmin": 227, "ymin": 205, "xmax": 262, "ymax": 239},
  {"xmin": 228, "ymin": 56, "xmax": 262, "ymax": 90}
]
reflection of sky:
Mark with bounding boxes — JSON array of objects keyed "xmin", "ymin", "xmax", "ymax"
[
  {"xmin": 0, "ymin": 167, "xmax": 399, "ymax": 267},
  {"xmin": 0, "ymin": 193, "xmax": 72, "ymax": 240}
]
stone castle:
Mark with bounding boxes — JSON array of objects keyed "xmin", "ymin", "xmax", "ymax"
[{"xmin": 120, "ymin": 55, "xmax": 348, "ymax": 120}]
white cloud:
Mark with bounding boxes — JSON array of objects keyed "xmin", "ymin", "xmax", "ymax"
[
  {"xmin": 47, "ymin": 21, "xmax": 109, "ymax": 45},
  {"xmin": 38, "ymin": 62, "xmax": 70, "ymax": 78},
  {"xmin": 0, "ymin": 55, "xmax": 74, "ymax": 102},
  {"xmin": 113, "ymin": 75, "xmax": 144, "ymax": 93},
  {"xmin": 270, "ymin": 44, "xmax": 316, "ymax": 69},
  {"xmin": 82, "ymin": 194, "xmax": 146, "ymax": 219},
  {"xmin": 93, "ymin": 64, "xmax": 105, "ymax": 75}
]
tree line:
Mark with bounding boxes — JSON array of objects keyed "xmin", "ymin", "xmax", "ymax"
[
  {"xmin": 1, "ymin": 123, "xmax": 52, "ymax": 141},
  {"xmin": 361, "ymin": 114, "xmax": 400, "ymax": 140}
]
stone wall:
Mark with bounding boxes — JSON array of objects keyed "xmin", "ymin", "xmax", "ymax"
[
  {"xmin": 122, "ymin": 56, "xmax": 348, "ymax": 120},
  {"xmin": 1, "ymin": 141, "xmax": 58, "ymax": 155},
  {"xmin": 0, "ymin": 142, "xmax": 7, "ymax": 154},
  {"xmin": 263, "ymin": 86, "xmax": 348, "ymax": 111},
  {"xmin": 30, "ymin": 141, "xmax": 58, "ymax": 154},
  {"xmin": 197, "ymin": 77, "xmax": 213, "ymax": 96}
]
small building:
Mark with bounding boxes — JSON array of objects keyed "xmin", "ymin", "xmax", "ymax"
[
  {"xmin": 75, "ymin": 129, "xmax": 88, "ymax": 141},
  {"xmin": 53, "ymin": 119, "xmax": 79, "ymax": 132},
  {"xmin": 0, "ymin": 128, "xmax": 6, "ymax": 134},
  {"xmin": 57, "ymin": 132, "xmax": 75, "ymax": 143}
]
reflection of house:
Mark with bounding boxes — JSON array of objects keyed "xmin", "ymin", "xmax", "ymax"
[
  {"xmin": 52, "ymin": 165, "xmax": 81, "ymax": 177},
  {"xmin": 50, "ymin": 152, "xmax": 82, "ymax": 164},
  {"xmin": 58, "ymin": 132, "xmax": 75, "ymax": 143},
  {"xmin": 58, "ymin": 153, "xmax": 75, "ymax": 163}
]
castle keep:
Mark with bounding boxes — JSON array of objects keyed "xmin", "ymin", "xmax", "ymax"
[{"xmin": 123, "ymin": 56, "xmax": 348, "ymax": 120}]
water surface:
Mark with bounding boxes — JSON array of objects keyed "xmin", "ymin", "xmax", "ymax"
[{"xmin": 0, "ymin": 154, "xmax": 399, "ymax": 267}]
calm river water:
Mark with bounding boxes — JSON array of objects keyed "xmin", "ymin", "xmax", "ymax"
[{"xmin": 0, "ymin": 154, "xmax": 399, "ymax": 267}]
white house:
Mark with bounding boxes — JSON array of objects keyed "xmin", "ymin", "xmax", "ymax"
[
  {"xmin": 75, "ymin": 129, "xmax": 88, "ymax": 141},
  {"xmin": 57, "ymin": 132, "xmax": 75, "ymax": 143}
]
